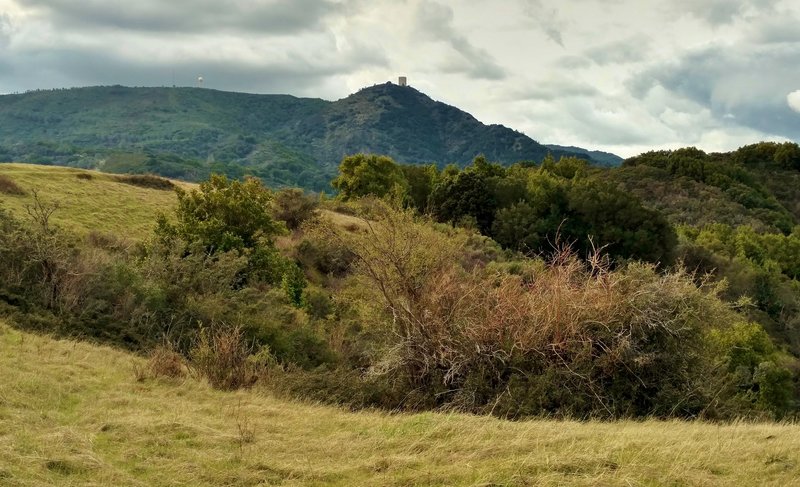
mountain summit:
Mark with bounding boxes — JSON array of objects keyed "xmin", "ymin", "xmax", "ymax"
[{"xmin": 0, "ymin": 83, "xmax": 617, "ymax": 190}]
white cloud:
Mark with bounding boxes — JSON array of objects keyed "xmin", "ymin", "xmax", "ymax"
[{"xmin": 788, "ymin": 90, "xmax": 800, "ymax": 114}]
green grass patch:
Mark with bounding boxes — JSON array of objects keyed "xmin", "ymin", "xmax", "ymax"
[{"xmin": 0, "ymin": 163, "xmax": 187, "ymax": 239}]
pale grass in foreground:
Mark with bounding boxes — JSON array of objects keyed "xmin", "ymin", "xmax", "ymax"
[{"xmin": 0, "ymin": 322, "xmax": 798, "ymax": 486}]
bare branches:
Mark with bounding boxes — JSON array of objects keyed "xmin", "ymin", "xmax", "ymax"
[{"xmin": 24, "ymin": 189, "xmax": 60, "ymax": 234}]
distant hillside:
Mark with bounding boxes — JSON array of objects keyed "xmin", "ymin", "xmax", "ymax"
[
  {"xmin": 596, "ymin": 142, "xmax": 800, "ymax": 233},
  {"xmin": 546, "ymin": 144, "xmax": 623, "ymax": 167},
  {"xmin": 0, "ymin": 84, "xmax": 606, "ymax": 191}
]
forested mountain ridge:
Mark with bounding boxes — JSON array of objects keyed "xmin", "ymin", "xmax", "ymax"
[
  {"xmin": 546, "ymin": 144, "xmax": 623, "ymax": 167},
  {"xmin": 0, "ymin": 83, "xmax": 609, "ymax": 190}
]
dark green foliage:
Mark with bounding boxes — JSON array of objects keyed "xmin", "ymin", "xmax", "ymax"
[
  {"xmin": 492, "ymin": 201, "xmax": 552, "ymax": 253},
  {"xmin": 711, "ymin": 322, "xmax": 796, "ymax": 416},
  {"xmin": 566, "ymin": 179, "xmax": 676, "ymax": 263},
  {"xmin": 400, "ymin": 163, "xmax": 438, "ymax": 211},
  {"xmin": 281, "ymin": 263, "xmax": 307, "ymax": 308},
  {"xmin": 430, "ymin": 161, "xmax": 500, "ymax": 234},
  {"xmin": 427, "ymin": 156, "xmax": 676, "ymax": 264},
  {"xmin": 620, "ymin": 145, "xmax": 796, "ymax": 233},
  {"xmin": 296, "ymin": 238, "xmax": 356, "ymax": 278}
]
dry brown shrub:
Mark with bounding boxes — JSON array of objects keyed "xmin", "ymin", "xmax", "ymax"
[
  {"xmin": 0, "ymin": 174, "xmax": 26, "ymax": 195},
  {"xmin": 134, "ymin": 343, "xmax": 187, "ymax": 381},
  {"xmin": 86, "ymin": 230, "xmax": 134, "ymax": 253},
  {"xmin": 190, "ymin": 325, "xmax": 268, "ymax": 390}
]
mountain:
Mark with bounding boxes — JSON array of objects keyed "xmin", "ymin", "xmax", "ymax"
[
  {"xmin": 545, "ymin": 144, "xmax": 623, "ymax": 167},
  {"xmin": 0, "ymin": 83, "xmax": 609, "ymax": 191}
]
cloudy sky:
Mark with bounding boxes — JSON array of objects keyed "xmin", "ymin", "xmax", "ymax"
[{"xmin": 1, "ymin": 0, "xmax": 799, "ymax": 157}]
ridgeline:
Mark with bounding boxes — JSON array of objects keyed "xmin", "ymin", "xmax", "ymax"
[{"xmin": 0, "ymin": 83, "xmax": 614, "ymax": 191}]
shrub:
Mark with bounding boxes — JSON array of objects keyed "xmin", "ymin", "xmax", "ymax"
[
  {"xmin": 296, "ymin": 237, "xmax": 356, "ymax": 277},
  {"xmin": 281, "ymin": 263, "xmax": 307, "ymax": 307},
  {"xmin": 0, "ymin": 174, "xmax": 26, "ymax": 195},
  {"xmin": 155, "ymin": 174, "xmax": 286, "ymax": 284},
  {"xmin": 135, "ymin": 343, "xmax": 186, "ymax": 381},
  {"xmin": 273, "ymin": 188, "xmax": 318, "ymax": 230},
  {"xmin": 189, "ymin": 325, "xmax": 268, "ymax": 390},
  {"xmin": 114, "ymin": 173, "xmax": 175, "ymax": 190}
]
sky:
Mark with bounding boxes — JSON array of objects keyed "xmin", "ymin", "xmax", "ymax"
[{"xmin": 0, "ymin": 0, "xmax": 799, "ymax": 157}]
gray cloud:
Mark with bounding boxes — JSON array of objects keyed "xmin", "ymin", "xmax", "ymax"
[
  {"xmin": 749, "ymin": 17, "xmax": 800, "ymax": 44},
  {"xmin": 16, "ymin": 0, "xmax": 341, "ymax": 34},
  {"xmin": 512, "ymin": 78, "xmax": 598, "ymax": 101},
  {"xmin": 672, "ymin": 0, "xmax": 779, "ymax": 25},
  {"xmin": 585, "ymin": 35, "xmax": 651, "ymax": 65},
  {"xmin": 555, "ymin": 55, "xmax": 591, "ymax": 69},
  {"xmin": 0, "ymin": 23, "xmax": 388, "ymax": 94},
  {"xmin": 522, "ymin": 0, "xmax": 565, "ymax": 46},
  {"xmin": 0, "ymin": 13, "xmax": 11, "ymax": 46},
  {"xmin": 415, "ymin": 1, "xmax": 506, "ymax": 80},
  {"xmin": 4, "ymin": 44, "xmax": 378, "ymax": 94},
  {"xmin": 629, "ymin": 43, "xmax": 800, "ymax": 140}
]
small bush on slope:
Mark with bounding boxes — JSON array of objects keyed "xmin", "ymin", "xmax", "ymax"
[{"xmin": 0, "ymin": 174, "xmax": 26, "ymax": 195}]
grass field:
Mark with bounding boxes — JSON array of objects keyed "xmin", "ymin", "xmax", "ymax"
[
  {"xmin": 1, "ymin": 320, "xmax": 798, "ymax": 486},
  {"xmin": 0, "ymin": 163, "xmax": 183, "ymax": 238}
]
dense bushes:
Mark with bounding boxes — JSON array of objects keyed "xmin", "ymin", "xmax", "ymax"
[
  {"xmin": 3, "ymin": 172, "xmax": 798, "ymax": 419},
  {"xmin": 328, "ymin": 154, "xmax": 677, "ymax": 264},
  {"xmin": 310, "ymin": 201, "xmax": 797, "ymax": 418},
  {"xmin": 0, "ymin": 177, "xmax": 332, "ymax": 374}
]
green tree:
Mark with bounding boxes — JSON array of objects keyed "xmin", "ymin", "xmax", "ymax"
[
  {"xmin": 430, "ymin": 169, "xmax": 498, "ymax": 234},
  {"xmin": 400, "ymin": 163, "xmax": 439, "ymax": 212},
  {"xmin": 331, "ymin": 153, "xmax": 408, "ymax": 200}
]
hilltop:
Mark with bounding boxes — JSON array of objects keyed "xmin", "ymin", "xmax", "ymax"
[{"xmin": 0, "ymin": 84, "xmax": 613, "ymax": 191}]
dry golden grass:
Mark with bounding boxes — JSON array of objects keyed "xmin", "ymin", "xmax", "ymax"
[
  {"xmin": 0, "ymin": 163, "xmax": 190, "ymax": 239},
  {"xmin": 1, "ymin": 320, "xmax": 798, "ymax": 486}
]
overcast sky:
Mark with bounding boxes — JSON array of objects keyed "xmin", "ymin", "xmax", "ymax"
[{"xmin": 1, "ymin": 0, "xmax": 799, "ymax": 157}]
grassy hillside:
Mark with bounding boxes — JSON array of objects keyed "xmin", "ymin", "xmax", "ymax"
[
  {"xmin": 1, "ymin": 319, "xmax": 798, "ymax": 486},
  {"xmin": 0, "ymin": 163, "xmax": 183, "ymax": 238},
  {"xmin": 0, "ymin": 85, "xmax": 606, "ymax": 191}
]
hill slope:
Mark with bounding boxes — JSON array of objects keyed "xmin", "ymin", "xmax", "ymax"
[
  {"xmin": 0, "ymin": 84, "xmax": 611, "ymax": 191},
  {"xmin": 2, "ymin": 320, "xmax": 798, "ymax": 486},
  {"xmin": 0, "ymin": 164, "xmax": 188, "ymax": 238}
]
